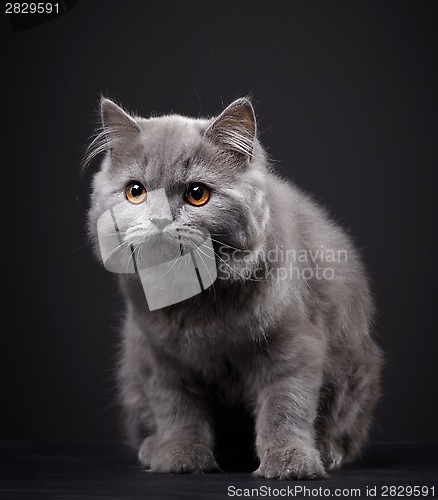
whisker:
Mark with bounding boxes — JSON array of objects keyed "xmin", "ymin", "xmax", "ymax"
[
  {"xmin": 170, "ymin": 253, "xmax": 185, "ymax": 278},
  {"xmin": 124, "ymin": 244, "xmax": 136, "ymax": 274},
  {"xmin": 194, "ymin": 250, "xmax": 213, "ymax": 282},
  {"xmin": 176, "ymin": 227, "xmax": 245, "ymax": 254},
  {"xmin": 157, "ymin": 249, "xmax": 183, "ymax": 280},
  {"xmin": 104, "ymin": 240, "xmax": 129, "ymax": 260}
]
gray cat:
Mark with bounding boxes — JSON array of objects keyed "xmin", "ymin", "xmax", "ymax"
[{"xmin": 86, "ymin": 96, "xmax": 383, "ymax": 479}]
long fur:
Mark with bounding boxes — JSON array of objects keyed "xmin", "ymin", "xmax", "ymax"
[{"xmin": 87, "ymin": 97, "xmax": 383, "ymax": 479}]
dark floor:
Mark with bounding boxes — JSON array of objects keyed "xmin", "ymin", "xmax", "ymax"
[{"xmin": 0, "ymin": 441, "xmax": 437, "ymax": 499}]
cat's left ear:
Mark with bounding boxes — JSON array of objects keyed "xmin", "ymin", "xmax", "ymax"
[{"xmin": 205, "ymin": 97, "xmax": 256, "ymax": 162}]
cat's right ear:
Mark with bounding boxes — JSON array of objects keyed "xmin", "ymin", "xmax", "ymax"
[
  {"xmin": 100, "ymin": 98, "xmax": 141, "ymax": 156},
  {"xmin": 82, "ymin": 98, "xmax": 141, "ymax": 171}
]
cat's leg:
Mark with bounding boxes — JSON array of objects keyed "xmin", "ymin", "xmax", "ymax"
[
  {"xmin": 141, "ymin": 370, "xmax": 220, "ymax": 474},
  {"xmin": 118, "ymin": 348, "xmax": 157, "ymax": 455},
  {"xmin": 316, "ymin": 378, "xmax": 380, "ymax": 471},
  {"xmin": 119, "ymin": 316, "xmax": 218, "ymax": 473},
  {"xmin": 252, "ymin": 328, "xmax": 328, "ymax": 480},
  {"xmin": 118, "ymin": 316, "xmax": 157, "ymax": 458},
  {"xmin": 316, "ymin": 339, "xmax": 382, "ymax": 470}
]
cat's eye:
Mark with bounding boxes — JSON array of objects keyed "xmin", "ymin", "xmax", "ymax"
[
  {"xmin": 125, "ymin": 181, "xmax": 147, "ymax": 204},
  {"xmin": 185, "ymin": 183, "xmax": 211, "ymax": 207}
]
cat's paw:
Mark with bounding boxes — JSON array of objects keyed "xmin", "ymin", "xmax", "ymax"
[
  {"xmin": 138, "ymin": 435, "xmax": 158, "ymax": 469},
  {"xmin": 150, "ymin": 439, "xmax": 220, "ymax": 474},
  {"xmin": 318, "ymin": 441, "xmax": 344, "ymax": 471},
  {"xmin": 255, "ymin": 445, "xmax": 328, "ymax": 480}
]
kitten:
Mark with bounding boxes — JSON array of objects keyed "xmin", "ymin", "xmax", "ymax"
[{"xmin": 86, "ymin": 96, "xmax": 382, "ymax": 479}]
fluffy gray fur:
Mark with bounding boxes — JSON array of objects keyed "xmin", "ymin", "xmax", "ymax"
[{"xmin": 87, "ymin": 97, "xmax": 382, "ymax": 479}]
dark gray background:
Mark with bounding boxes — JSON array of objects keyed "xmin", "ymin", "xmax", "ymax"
[{"xmin": 2, "ymin": 1, "xmax": 437, "ymax": 447}]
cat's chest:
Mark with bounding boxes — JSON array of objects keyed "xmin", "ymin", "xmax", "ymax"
[
  {"xmin": 171, "ymin": 323, "xmax": 264, "ymax": 396},
  {"xmin": 137, "ymin": 288, "xmax": 272, "ymax": 391},
  {"xmin": 190, "ymin": 348, "xmax": 251, "ymax": 403},
  {"xmin": 149, "ymin": 300, "xmax": 259, "ymax": 348},
  {"xmin": 176, "ymin": 327, "xmax": 248, "ymax": 376},
  {"xmin": 149, "ymin": 312, "xmax": 250, "ymax": 371}
]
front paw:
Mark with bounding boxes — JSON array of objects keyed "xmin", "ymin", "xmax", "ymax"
[
  {"xmin": 138, "ymin": 435, "xmax": 158, "ymax": 469},
  {"xmin": 255, "ymin": 445, "xmax": 328, "ymax": 480},
  {"xmin": 318, "ymin": 441, "xmax": 344, "ymax": 471},
  {"xmin": 149, "ymin": 439, "xmax": 220, "ymax": 474}
]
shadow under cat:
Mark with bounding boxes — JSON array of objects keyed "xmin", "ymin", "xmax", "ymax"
[{"xmin": 212, "ymin": 402, "xmax": 259, "ymax": 472}]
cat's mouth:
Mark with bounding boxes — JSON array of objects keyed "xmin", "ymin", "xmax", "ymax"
[
  {"xmin": 124, "ymin": 223, "xmax": 210, "ymax": 256},
  {"xmin": 124, "ymin": 222, "xmax": 174, "ymax": 244}
]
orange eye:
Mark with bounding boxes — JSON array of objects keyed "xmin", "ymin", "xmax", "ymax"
[
  {"xmin": 185, "ymin": 183, "xmax": 211, "ymax": 206},
  {"xmin": 125, "ymin": 181, "xmax": 147, "ymax": 204}
]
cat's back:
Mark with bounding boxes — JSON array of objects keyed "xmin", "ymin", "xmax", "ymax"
[
  {"xmin": 265, "ymin": 172, "xmax": 374, "ymax": 335},
  {"xmin": 265, "ymin": 172, "xmax": 357, "ymax": 259}
]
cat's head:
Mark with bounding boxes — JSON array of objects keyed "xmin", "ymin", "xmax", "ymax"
[{"xmin": 87, "ymin": 97, "xmax": 271, "ymax": 279}]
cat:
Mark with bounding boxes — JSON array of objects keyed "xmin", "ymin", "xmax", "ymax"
[{"xmin": 86, "ymin": 96, "xmax": 383, "ymax": 479}]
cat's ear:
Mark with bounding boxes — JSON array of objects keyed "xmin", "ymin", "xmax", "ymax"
[
  {"xmin": 100, "ymin": 98, "xmax": 141, "ymax": 154},
  {"xmin": 205, "ymin": 97, "xmax": 256, "ymax": 162}
]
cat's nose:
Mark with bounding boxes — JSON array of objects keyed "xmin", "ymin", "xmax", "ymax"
[{"xmin": 149, "ymin": 217, "xmax": 173, "ymax": 231}]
